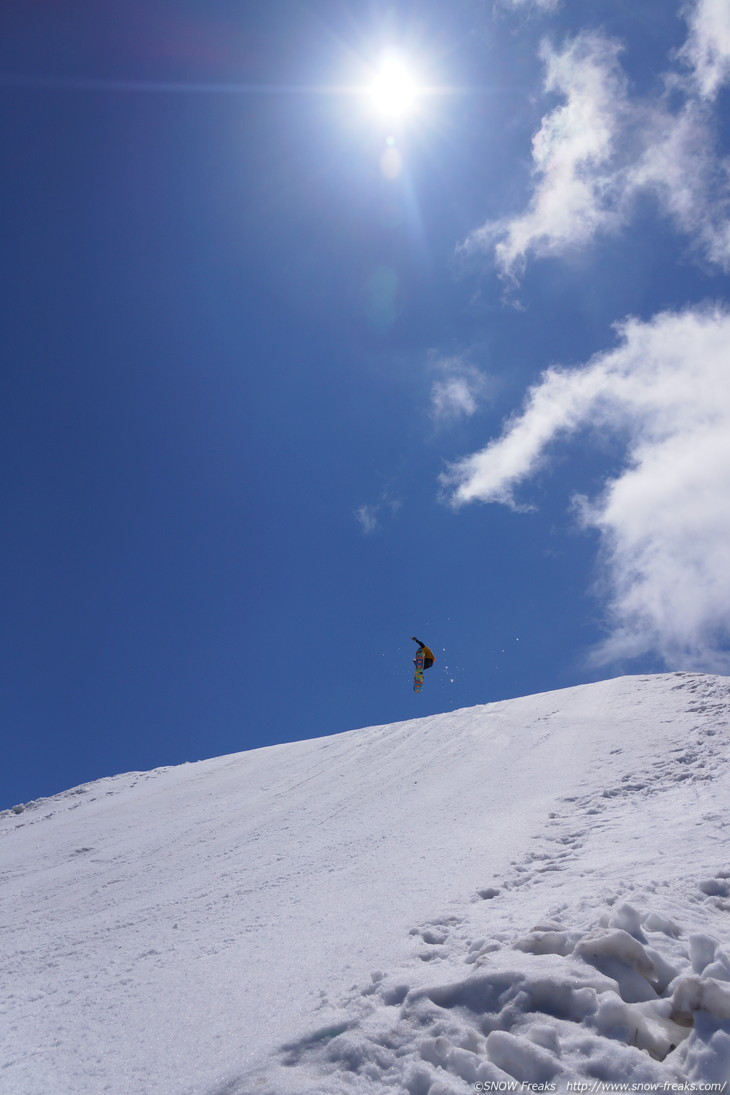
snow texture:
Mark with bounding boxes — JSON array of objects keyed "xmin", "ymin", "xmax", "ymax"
[{"xmin": 2, "ymin": 673, "xmax": 730, "ymax": 1093}]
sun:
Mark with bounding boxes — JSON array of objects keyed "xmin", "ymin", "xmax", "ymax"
[{"xmin": 367, "ymin": 55, "xmax": 421, "ymax": 121}]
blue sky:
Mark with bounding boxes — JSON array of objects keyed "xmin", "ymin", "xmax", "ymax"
[{"xmin": 2, "ymin": 0, "xmax": 729, "ymax": 809}]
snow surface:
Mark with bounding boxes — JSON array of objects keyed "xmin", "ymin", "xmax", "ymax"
[{"xmin": 3, "ymin": 673, "xmax": 730, "ymax": 1094}]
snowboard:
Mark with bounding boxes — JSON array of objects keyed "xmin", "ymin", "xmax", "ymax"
[{"xmin": 413, "ymin": 648, "xmax": 425, "ymax": 692}]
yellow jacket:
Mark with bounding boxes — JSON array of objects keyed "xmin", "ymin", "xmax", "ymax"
[{"xmin": 412, "ymin": 637, "xmax": 435, "ymax": 663}]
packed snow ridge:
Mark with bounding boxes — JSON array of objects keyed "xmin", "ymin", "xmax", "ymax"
[{"xmin": 2, "ymin": 673, "xmax": 730, "ymax": 1095}]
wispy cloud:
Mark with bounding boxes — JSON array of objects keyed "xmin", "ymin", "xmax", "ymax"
[
  {"xmin": 496, "ymin": 0, "xmax": 561, "ymax": 11},
  {"xmin": 463, "ymin": 33, "xmax": 629, "ymax": 282},
  {"xmin": 355, "ymin": 492, "xmax": 401, "ymax": 535},
  {"xmin": 442, "ymin": 305, "xmax": 730, "ymax": 670},
  {"xmin": 464, "ymin": 7, "xmax": 730, "ymax": 280},
  {"xmin": 355, "ymin": 505, "xmax": 380, "ymax": 535},
  {"xmin": 430, "ymin": 356, "xmax": 492, "ymax": 424},
  {"xmin": 679, "ymin": 0, "xmax": 730, "ymax": 100},
  {"xmin": 627, "ymin": 97, "xmax": 730, "ymax": 270}
]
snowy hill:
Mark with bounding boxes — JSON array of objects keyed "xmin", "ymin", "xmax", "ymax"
[{"xmin": 3, "ymin": 673, "xmax": 730, "ymax": 1094}]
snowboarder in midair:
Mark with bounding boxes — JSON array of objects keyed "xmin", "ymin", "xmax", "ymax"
[{"xmin": 411, "ymin": 636, "xmax": 435, "ymax": 671}]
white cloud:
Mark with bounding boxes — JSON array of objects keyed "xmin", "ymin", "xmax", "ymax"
[
  {"xmin": 432, "ymin": 377, "xmax": 478, "ymax": 419},
  {"xmin": 355, "ymin": 492, "xmax": 401, "ymax": 535},
  {"xmin": 627, "ymin": 99, "xmax": 730, "ymax": 270},
  {"xmin": 629, "ymin": 101, "xmax": 709, "ymax": 232},
  {"xmin": 355, "ymin": 504, "xmax": 380, "ymax": 534},
  {"xmin": 464, "ymin": 20, "xmax": 730, "ymax": 279},
  {"xmin": 464, "ymin": 33, "xmax": 629, "ymax": 282},
  {"xmin": 497, "ymin": 0, "xmax": 561, "ymax": 10},
  {"xmin": 442, "ymin": 305, "xmax": 730, "ymax": 670},
  {"xmin": 680, "ymin": 0, "xmax": 730, "ymax": 100},
  {"xmin": 430, "ymin": 357, "xmax": 491, "ymax": 423}
]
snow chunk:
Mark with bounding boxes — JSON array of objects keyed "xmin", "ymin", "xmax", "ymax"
[
  {"xmin": 599, "ymin": 903, "xmax": 645, "ymax": 941},
  {"xmin": 514, "ymin": 929, "xmax": 577, "ymax": 957},
  {"xmin": 592, "ymin": 993, "xmax": 688, "ymax": 1061},
  {"xmin": 671, "ymin": 975, "xmax": 730, "ymax": 1024},
  {"xmin": 672, "ymin": 976, "xmax": 730, "ymax": 1082},
  {"xmin": 699, "ymin": 876, "xmax": 730, "ymax": 898},
  {"xmin": 643, "ymin": 912, "xmax": 682, "ymax": 938},
  {"xmin": 689, "ymin": 932, "xmax": 718, "ymax": 975},
  {"xmin": 486, "ymin": 1029, "xmax": 563, "ymax": 1084},
  {"xmin": 574, "ymin": 929, "xmax": 659, "ymax": 1003}
]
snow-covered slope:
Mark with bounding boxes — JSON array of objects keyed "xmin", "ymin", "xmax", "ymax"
[{"xmin": 3, "ymin": 673, "xmax": 730, "ymax": 1094}]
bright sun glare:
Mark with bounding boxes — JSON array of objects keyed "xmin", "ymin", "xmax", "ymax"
[{"xmin": 368, "ymin": 56, "xmax": 421, "ymax": 120}]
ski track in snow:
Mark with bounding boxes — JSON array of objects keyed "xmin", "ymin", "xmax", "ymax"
[{"xmin": 2, "ymin": 673, "xmax": 730, "ymax": 1094}]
